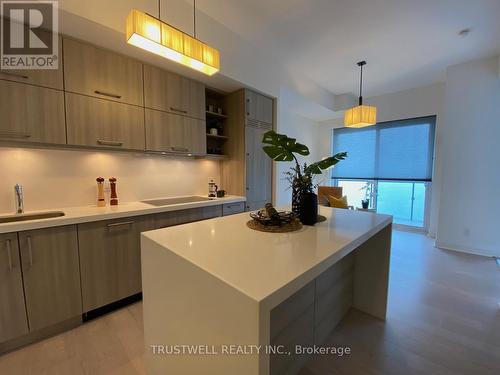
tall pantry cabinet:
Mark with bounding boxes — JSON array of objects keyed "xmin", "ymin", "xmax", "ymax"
[{"xmin": 221, "ymin": 89, "xmax": 274, "ymax": 211}]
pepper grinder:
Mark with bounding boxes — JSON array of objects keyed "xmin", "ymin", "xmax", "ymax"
[
  {"xmin": 96, "ymin": 177, "xmax": 105, "ymax": 207},
  {"xmin": 109, "ymin": 177, "xmax": 118, "ymax": 206}
]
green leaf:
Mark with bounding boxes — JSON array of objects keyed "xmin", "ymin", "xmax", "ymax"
[
  {"xmin": 304, "ymin": 152, "xmax": 348, "ymax": 175},
  {"xmin": 262, "ymin": 130, "xmax": 310, "ymax": 162}
]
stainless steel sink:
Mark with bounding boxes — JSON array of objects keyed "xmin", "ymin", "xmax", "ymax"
[
  {"xmin": 142, "ymin": 196, "xmax": 215, "ymax": 207},
  {"xmin": 0, "ymin": 211, "xmax": 65, "ymax": 224}
]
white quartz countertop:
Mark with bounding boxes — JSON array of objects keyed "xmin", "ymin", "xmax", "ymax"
[
  {"xmin": 0, "ymin": 195, "xmax": 245, "ymax": 234},
  {"xmin": 142, "ymin": 206, "xmax": 392, "ymax": 306}
]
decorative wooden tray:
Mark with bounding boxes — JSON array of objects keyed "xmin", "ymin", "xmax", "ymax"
[{"xmin": 247, "ymin": 218, "xmax": 303, "ymax": 233}]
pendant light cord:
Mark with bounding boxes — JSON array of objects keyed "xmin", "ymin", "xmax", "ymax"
[
  {"xmin": 193, "ymin": 0, "xmax": 197, "ymax": 38},
  {"xmin": 158, "ymin": 0, "xmax": 161, "ymax": 19},
  {"xmin": 357, "ymin": 61, "xmax": 366, "ymax": 106}
]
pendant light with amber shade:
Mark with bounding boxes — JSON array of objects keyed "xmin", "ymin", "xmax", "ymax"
[{"xmin": 344, "ymin": 61, "xmax": 377, "ymax": 128}]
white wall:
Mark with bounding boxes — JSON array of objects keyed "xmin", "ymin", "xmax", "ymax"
[
  {"xmin": 0, "ymin": 147, "xmax": 219, "ymax": 213},
  {"xmin": 436, "ymin": 56, "xmax": 500, "ymax": 257},
  {"xmin": 274, "ymin": 106, "xmax": 325, "ymax": 206},
  {"xmin": 319, "ymin": 83, "xmax": 445, "ymax": 236}
]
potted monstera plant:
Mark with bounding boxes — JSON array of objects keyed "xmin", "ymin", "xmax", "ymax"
[{"xmin": 262, "ymin": 130, "xmax": 347, "ymax": 225}]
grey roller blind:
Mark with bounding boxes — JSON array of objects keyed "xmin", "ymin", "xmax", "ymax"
[{"xmin": 332, "ymin": 116, "xmax": 436, "ymax": 181}]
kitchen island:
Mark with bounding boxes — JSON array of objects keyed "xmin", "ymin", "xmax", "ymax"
[{"xmin": 141, "ymin": 206, "xmax": 392, "ymax": 375}]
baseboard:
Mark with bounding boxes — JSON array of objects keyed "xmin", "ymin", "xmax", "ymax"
[{"xmin": 435, "ymin": 241, "xmax": 497, "ymax": 258}]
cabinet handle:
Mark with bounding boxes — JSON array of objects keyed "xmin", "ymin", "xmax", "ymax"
[
  {"xmin": 94, "ymin": 90, "xmax": 121, "ymax": 99},
  {"xmin": 169, "ymin": 107, "xmax": 188, "ymax": 114},
  {"xmin": 27, "ymin": 236, "xmax": 33, "ymax": 268},
  {"xmin": 6, "ymin": 239, "xmax": 13, "ymax": 271},
  {"xmin": 0, "ymin": 132, "xmax": 31, "ymax": 139},
  {"xmin": 0, "ymin": 72, "xmax": 29, "ymax": 79},
  {"xmin": 97, "ymin": 139, "xmax": 123, "ymax": 147},
  {"xmin": 171, "ymin": 146, "xmax": 189, "ymax": 153},
  {"xmin": 107, "ymin": 221, "xmax": 135, "ymax": 229}
]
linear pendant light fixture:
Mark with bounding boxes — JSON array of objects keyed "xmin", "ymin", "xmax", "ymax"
[
  {"xmin": 126, "ymin": 0, "xmax": 220, "ymax": 76},
  {"xmin": 344, "ymin": 61, "xmax": 377, "ymax": 128}
]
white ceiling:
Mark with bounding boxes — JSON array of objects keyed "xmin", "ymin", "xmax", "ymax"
[
  {"xmin": 44, "ymin": 0, "xmax": 500, "ymax": 118},
  {"xmin": 197, "ymin": 0, "xmax": 500, "ymax": 97}
]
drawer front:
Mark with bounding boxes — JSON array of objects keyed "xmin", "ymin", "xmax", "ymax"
[
  {"xmin": 174, "ymin": 205, "xmax": 222, "ymax": 225},
  {"xmin": 270, "ymin": 281, "xmax": 315, "ymax": 340},
  {"xmin": 270, "ymin": 305, "xmax": 314, "ymax": 375},
  {"xmin": 144, "ymin": 65, "xmax": 205, "ymax": 119},
  {"xmin": 66, "ymin": 93, "xmax": 145, "ymax": 150},
  {"xmin": 0, "ymin": 80, "xmax": 66, "ymax": 144},
  {"xmin": 63, "ymin": 38, "xmax": 143, "ymax": 106},
  {"xmin": 222, "ymin": 202, "xmax": 245, "ymax": 216}
]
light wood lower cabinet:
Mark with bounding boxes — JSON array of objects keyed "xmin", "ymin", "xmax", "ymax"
[
  {"xmin": 78, "ymin": 215, "xmax": 156, "ymax": 312},
  {"xmin": 0, "ymin": 233, "xmax": 29, "ymax": 343},
  {"xmin": 65, "ymin": 93, "xmax": 145, "ymax": 151},
  {"xmin": 0, "ymin": 80, "xmax": 66, "ymax": 144},
  {"xmin": 18, "ymin": 226, "xmax": 82, "ymax": 332},
  {"xmin": 145, "ymin": 109, "xmax": 206, "ymax": 155},
  {"xmin": 155, "ymin": 205, "xmax": 222, "ymax": 229}
]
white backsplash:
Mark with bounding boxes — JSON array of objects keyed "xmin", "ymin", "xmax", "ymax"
[{"xmin": 0, "ymin": 147, "xmax": 220, "ymax": 214}]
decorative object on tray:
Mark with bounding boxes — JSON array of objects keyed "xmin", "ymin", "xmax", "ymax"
[
  {"xmin": 317, "ymin": 215, "xmax": 327, "ymax": 223},
  {"xmin": 262, "ymin": 130, "xmax": 347, "ymax": 225},
  {"xmin": 248, "ymin": 204, "xmax": 302, "ymax": 232}
]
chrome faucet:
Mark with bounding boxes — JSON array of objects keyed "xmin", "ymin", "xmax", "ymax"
[{"xmin": 14, "ymin": 184, "xmax": 24, "ymax": 214}]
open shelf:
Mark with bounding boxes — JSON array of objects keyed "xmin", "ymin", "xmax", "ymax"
[
  {"xmin": 206, "ymin": 111, "xmax": 227, "ymax": 119},
  {"xmin": 206, "ymin": 134, "xmax": 229, "ymax": 140}
]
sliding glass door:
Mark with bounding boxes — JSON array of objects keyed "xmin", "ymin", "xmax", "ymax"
[
  {"xmin": 335, "ymin": 179, "xmax": 430, "ymax": 228},
  {"xmin": 331, "ymin": 116, "xmax": 436, "ymax": 230}
]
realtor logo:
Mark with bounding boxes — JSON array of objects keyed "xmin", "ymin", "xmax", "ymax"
[{"xmin": 1, "ymin": 1, "xmax": 58, "ymax": 69}]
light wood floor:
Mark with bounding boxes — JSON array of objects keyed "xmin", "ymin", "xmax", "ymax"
[{"xmin": 0, "ymin": 230, "xmax": 498, "ymax": 375}]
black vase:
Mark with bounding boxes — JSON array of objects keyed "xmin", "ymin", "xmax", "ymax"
[{"xmin": 299, "ymin": 192, "xmax": 318, "ymax": 226}]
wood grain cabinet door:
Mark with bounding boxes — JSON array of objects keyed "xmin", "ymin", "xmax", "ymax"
[
  {"xmin": 0, "ymin": 233, "xmax": 29, "ymax": 343},
  {"xmin": 145, "ymin": 109, "xmax": 190, "ymax": 153},
  {"xmin": 257, "ymin": 94, "xmax": 273, "ymax": 125},
  {"xmin": 18, "ymin": 226, "xmax": 82, "ymax": 332},
  {"xmin": 144, "ymin": 65, "xmax": 205, "ymax": 119},
  {"xmin": 0, "ymin": 80, "xmax": 66, "ymax": 144},
  {"xmin": 0, "ymin": 36, "xmax": 63, "ymax": 90},
  {"xmin": 77, "ymin": 216, "xmax": 155, "ymax": 312},
  {"xmin": 65, "ymin": 93, "xmax": 145, "ymax": 151},
  {"xmin": 63, "ymin": 37, "xmax": 143, "ymax": 106},
  {"xmin": 245, "ymin": 125, "xmax": 272, "ymax": 205}
]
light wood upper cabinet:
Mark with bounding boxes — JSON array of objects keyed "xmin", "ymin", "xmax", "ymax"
[
  {"xmin": 18, "ymin": 226, "xmax": 82, "ymax": 332},
  {"xmin": 245, "ymin": 90, "xmax": 273, "ymax": 125},
  {"xmin": 245, "ymin": 125, "xmax": 272, "ymax": 205},
  {"xmin": 63, "ymin": 38, "xmax": 143, "ymax": 106},
  {"xmin": 0, "ymin": 233, "xmax": 29, "ymax": 343},
  {"xmin": 145, "ymin": 109, "xmax": 206, "ymax": 155},
  {"xmin": 0, "ymin": 80, "xmax": 66, "ymax": 144},
  {"xmin": 65, "ymin": 93, "xmax": 145, "ymax": 151},
  {"xmin": 258, "ymin": 95, "xmax": 273, "ymax": 125},
  {"xmin": 143, "ymin": 65, "xmax": 205, "ymax": 119},
  {"xmin": 0, "ymin": 36, "xmax": 63, "ymax": 90},
  {"xmin": 78, "ymin": 216, "xmax": 156, "ymax": 312}
]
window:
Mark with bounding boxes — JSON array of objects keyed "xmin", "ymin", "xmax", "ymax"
[{"xmin": 332, "ymin": 116, "xmax": 435, "ymax": 229}]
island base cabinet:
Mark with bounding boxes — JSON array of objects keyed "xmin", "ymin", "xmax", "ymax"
[
  {"xmin": 78, "ymin": 216, "xmax": 156, "ymax": 312},
  {"xmin": 0, "ymin": 233, "xmax": 29, "ymax": 344},
  {"xmin": 18, "ymin": 226, "xmax": 82, "ymax": 332}
]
